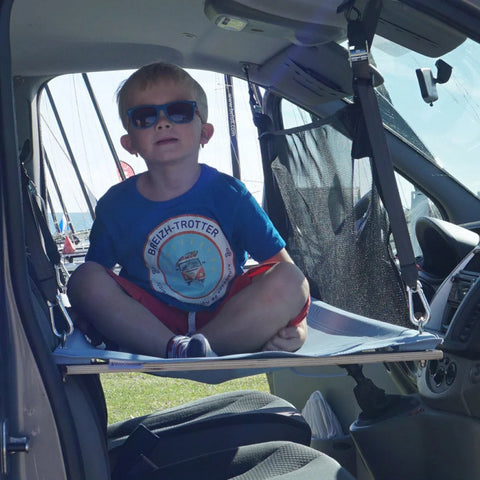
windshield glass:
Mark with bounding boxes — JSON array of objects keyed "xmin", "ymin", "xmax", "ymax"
[{"xmin": 371, "ymin": 37, "xmax": 480, "ymax": 198}]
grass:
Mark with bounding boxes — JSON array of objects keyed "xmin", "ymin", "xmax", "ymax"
[{"xmin": 101, "ymin": 372, "xmax": 270, "ymax": 424}]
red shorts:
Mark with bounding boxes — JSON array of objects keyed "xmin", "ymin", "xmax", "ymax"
[{"xmin": 107, "ymin": 263, "xmax": 310, "ymax": 335}]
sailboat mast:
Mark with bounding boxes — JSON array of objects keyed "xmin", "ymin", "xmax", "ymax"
[
  {"xmin": 46, "ymin": 191, "xmax": 61, "ymax": 234},
  {"xmin": 224, "ymin": 74, "xmax": 241, "ymax": 180},
  {"xmin": 43, "ymin": 148, "xmax": 76, "ymax": 233},
  {"xmin": 45, "ymin": 85, "xmax": 96, "ymax": 220},
  {"xmin": 82, "ymin": 73, "xmax": 126, "ymax": 181}
]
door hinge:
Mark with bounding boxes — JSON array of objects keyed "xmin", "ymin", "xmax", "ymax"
[{"xmin": 1, "ymin": 421, "xmax": 29, "ymax": 476}]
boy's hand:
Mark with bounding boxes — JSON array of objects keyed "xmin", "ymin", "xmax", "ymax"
[{"xmin": 261, "ymin": 318, "xmax": 307, "ymax": 352}]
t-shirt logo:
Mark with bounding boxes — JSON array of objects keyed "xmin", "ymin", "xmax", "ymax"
[{"xmin": 143, "ymin": 215, "xmax": 235, "ymax": 306}]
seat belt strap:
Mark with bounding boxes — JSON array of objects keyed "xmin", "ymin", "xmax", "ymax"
[
  {"xmin": 20, "ymin": 141, "xmax": 74, "ymax": 342},
  {"xmin": 111, "ymin": 425, "xmax": 160, "ymax": 480},
  {"xmin": 345, "ymin": 2, "xmax": 430, "ymax": 329},
  {"xmin": 243, "ymin": 66, "xmax": 290, "ymax": 237}
]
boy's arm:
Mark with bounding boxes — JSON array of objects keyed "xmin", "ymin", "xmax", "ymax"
[{"xmin": 260, "ymin": 247, "xmax": 294, "ymax": 265}]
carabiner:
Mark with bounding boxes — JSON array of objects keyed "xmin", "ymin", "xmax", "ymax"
[
  {"xmin": 407, "ymin": 280, "xmax": 431, "ymax": 333},
  {"xmin": 48, "ymin": 294, "xmax": 74, "ymax": 346}
]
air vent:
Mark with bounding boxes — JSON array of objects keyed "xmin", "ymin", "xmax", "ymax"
[
  {"xmin": 458, "ymin": 301, "xmax": 480, "ymax": 343},
  {"xmin": 441, "ymin": 271, "xmax": 479, "ymax": 334}
]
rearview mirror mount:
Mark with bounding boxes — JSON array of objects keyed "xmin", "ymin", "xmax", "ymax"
[{"xmin": 416, "ymin": 59, "xmax": 452, "ymax": 106}]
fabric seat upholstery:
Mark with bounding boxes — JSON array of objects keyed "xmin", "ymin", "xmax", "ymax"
[
  {"xmin": 148, "ymin": 441, "xmax": 356, "ymax": 479},
  {"xmin": 108, "ymin": 389, "xmax": 312, "ymax": 470}
]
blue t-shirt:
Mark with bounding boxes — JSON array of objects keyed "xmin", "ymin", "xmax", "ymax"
[{"xmin": 86, "ymin": 164, "xmax": 285, "ymax": 311}]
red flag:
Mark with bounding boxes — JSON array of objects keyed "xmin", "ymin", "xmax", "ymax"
[{"xmin": 62, "ymin": 236, "xmax": 76, "ymax": 254}]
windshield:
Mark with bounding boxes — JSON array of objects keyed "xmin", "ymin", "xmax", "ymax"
[{"xmin": 371, "ymin": 37, "xmax": 480, "ymax": 198}]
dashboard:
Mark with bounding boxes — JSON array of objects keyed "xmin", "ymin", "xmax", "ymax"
[
  {"xmin": 441, "ymin": 250, "xmax": 480, "ymax": 353},
  {"xmin": 415, "ymin": 217, "xmax": 480, "ymax": 417}
]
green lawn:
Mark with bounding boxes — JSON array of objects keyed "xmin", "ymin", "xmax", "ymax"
[{"xmin": 101, "ymin": 372, "xmax": 270, "ymax": 424}]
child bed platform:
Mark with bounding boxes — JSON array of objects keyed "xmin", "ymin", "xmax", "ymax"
[{"xmin": 54, "ymin": 299, "xmax": 443, "ymax": 383}]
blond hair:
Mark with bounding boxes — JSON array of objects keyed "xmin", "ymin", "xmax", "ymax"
[{"xmin": 117, "ymin": 62, "xmax": 208, "ymax": 129}]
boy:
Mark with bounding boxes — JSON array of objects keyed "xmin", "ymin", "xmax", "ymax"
[{"xmin": 67, "ymin": 62, "xmax": 310, "ymax": 358}]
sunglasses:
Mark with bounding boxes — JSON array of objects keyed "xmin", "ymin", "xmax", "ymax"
[{"xmin": 126, "ymin": 101, "xmax": 199, "ymax": 129}]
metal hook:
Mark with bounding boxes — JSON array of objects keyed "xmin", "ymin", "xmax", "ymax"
[
  {"xmin": 407, "ymin": 280, "xmax": 431, "ymax": 333},
  {"xmin": 48, "ymin": 294, "xmax": 74, "ymax": 346}
]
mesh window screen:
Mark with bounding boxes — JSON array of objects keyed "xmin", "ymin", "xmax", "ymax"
[{"xmin": 271, "ymin": 118, "xmax": 409, "ymax": 326}]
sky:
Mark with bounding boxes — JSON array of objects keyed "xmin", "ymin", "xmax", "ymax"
[
  {"xmin": 372, "ymin": 37, "xmax": 480, "ymax": 196},
  {"xmin": 40, "ymin": 69, "xmax": 265, "ymax": 223}
]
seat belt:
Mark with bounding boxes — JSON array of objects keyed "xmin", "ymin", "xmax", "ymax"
[
  {"xmin": 243, "ymin": 66, "xmax": 290, "ymax": 238},
  {"xmin": 20, "ymin": 141, "xmax": 74, "ymax": 343},
  {"xmin": 344, "ymin": 0, "xmax": 430, "ymax": 330}
]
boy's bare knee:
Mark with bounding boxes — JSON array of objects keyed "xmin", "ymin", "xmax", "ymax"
[
  {"xmin": 264, "ymin": 262, "xmax": 309, "ymax": 304},
  {"xmin": 67, "ymin": 261, "xmax": 110, "ymax": 303}
]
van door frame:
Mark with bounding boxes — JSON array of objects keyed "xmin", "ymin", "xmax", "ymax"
[{"xmin": 0, "ymin": 0, "xmax": 85, "ymax": 478}]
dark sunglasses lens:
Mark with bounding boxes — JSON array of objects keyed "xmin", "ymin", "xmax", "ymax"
[
  {"xmin": 166, "ymin": 102, "xmax": 195, "ymax": 123},
  {"xmin": 131, "ymin": 106, "xmax": 158, "ymax": 128}
]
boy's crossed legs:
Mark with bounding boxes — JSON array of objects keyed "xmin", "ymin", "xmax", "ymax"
[{"xmin": 67, "ymin": 261, "xmax": 310, "ymax": 358}]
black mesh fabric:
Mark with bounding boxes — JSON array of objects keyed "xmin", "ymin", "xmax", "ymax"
[{"xmin": 271, "ymin": 118, "xmax": 409, "ymax": 326}]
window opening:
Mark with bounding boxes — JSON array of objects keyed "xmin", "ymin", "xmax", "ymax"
[{"xmin": 39, "ymin": 70, "xmax": 264, "ymax": 269}]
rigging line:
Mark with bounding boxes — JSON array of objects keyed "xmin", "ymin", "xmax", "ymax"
[
  {"xmin": 82, "ymin": 73, "xmax": 126, "ymax": 181},
  {"xmin": 40, "ymin": 111, "xmax": 97, "ymax": 216},
  {"xmin": 71, "ymin": 74, "xmax": 97, "ymax": 187},
  {"xmin": 41, "ymin": 113, "xmax": 91, "ymax": 214},
  {"xmin": 40, "ymin": 113, "xmax": 72, "ymax": 161},
  {"xmin": 45, "ymin": 85, "xmax": 96, "ymax": 220},
  {"xmin": 72, "ymin": 75, "xmax": 89, "ymax": 173}
]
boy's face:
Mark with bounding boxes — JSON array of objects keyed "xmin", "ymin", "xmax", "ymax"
[{"xmin": 120, "ymin": 80, "xmax": 213, "ymax": 168}]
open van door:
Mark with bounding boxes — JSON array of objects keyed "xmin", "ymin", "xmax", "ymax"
[{"xmin": 0, "ymin": 1, "xmax": 90, "ymax": 478}]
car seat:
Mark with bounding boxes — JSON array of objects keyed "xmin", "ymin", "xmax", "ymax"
[
  {"xmin": 75, "ymin": 372, "xmax": 312, "ymax": 473},
  {"xmin": 107, "ymin": 389, "xmax": 312, "ymax": 471},
  {"xmin": 64, "ymin": 374, "xmax": 355, "ymax": 479}
]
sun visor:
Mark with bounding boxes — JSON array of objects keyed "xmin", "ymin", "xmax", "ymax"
[
  {"xmin": 205, "ymin": 0, "xmax": 466, "ymax": 57},
  {"xmin": 254, "ymin": 42, "xmax": 383, "ymax": 106},
  {"xmin": 376, "ymin": 1, "xmax": 466, "ymax": 57},
  {"xmin": 204, "ymin": 0, "xmax": 346, "ymax": 46}
]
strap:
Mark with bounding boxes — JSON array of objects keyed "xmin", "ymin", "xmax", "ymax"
[
  {"xmin": 243, "ymin": 66, "xmax": 289, "ymax": 237},
  {"xmin": 345, "ymin": 1, "xmax": 430, "ymax": 329},
  {"xmin": 259, "ymin": 114, "xmax": 344, "ymax": 138},
  {"xmin": 20, "ymin": 141, "xmax": 74, "ymax": 341},
  {"xmin": 21, "ymin": 159, "xmax": 58, "ymax": 302},
  {"xmin": 111, "ymin": 425, "xmax": 160, "ymax": 480}
]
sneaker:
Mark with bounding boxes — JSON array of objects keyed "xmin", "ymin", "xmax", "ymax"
[
  {"xmin": 187, "ymin": 333, "xmax": 216, "ymax": 358},
  {"xmin": 167, "ymin": 334, "xmax": 216, "ymax": 358}
]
